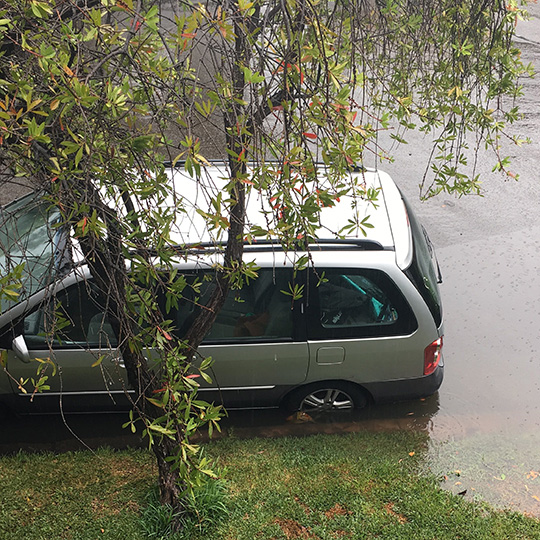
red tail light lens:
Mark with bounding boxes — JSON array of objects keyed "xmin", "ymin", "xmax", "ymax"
[{"xmin": 424, "ymin": 337, "xmax": 443, "ymax": 376}]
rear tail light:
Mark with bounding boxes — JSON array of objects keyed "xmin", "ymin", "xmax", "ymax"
[{"xmin": 424, "ymin": 337, "xmax": 443, "ymax": 375}]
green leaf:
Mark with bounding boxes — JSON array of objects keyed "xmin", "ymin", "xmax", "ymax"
[
  {"xmin": 0, "ymin": 350, "xmax": 7, "ymax": 368},
  {"xmin": 30, "ymin": 1, "xmax": 53, "ymax": 19},
  {"xmin": 146, "ymin": 397, "xmax": 166, "ymax": 409},
  {"xmin": 147, "ymin": 423, "xmax": 176, "ymax": 437},
  {"xmin": 91, "ymin": 355, "xmax": 104, "ymax": 368},
  {"xmin": 131, "ymin": 135, "xmax": 154, "ymax": 151}
]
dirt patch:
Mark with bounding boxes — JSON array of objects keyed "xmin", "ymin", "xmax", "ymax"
[
  {"xmin": 274, "ymin": 518, "xmax": 317, "ymax": 539},
  {"xmin": 100, "ymin": 455, "xmax": 155, "ymax": 490},
  {"xmin": 91, "ymin": 495, "xmax": 140, "ymax": 516},
  {"xmin": 324, "ymin": 503, "xmax": 350, "ymax": 520}
]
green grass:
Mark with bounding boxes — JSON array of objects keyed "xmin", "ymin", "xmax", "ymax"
[
  {"xmin": 0, "ymin": 448, "xmax": 153, "ymax": 540},
  {"xmin": 1, "ymin": 431, "xmax": 539, "ymax": 539}
]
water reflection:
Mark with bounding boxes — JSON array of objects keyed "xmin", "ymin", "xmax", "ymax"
[
  {"xmin": 0, "ymin": 411, "xmax": 144, "ymax": 454},
  {"xmin": 427, "ymin": 430, "xmax": 540, "ymax": 518},
  {"xmin": 0, "ymin": 395, "xmax": 441, "ymax": 454},
  {"xmin": 208, "ymin": 393, "xmax": 441, "ymax": 441}
]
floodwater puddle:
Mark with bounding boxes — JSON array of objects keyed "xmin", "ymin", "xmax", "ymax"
[{"xmin": 427, "ymin": 426, "xmax": 540, "ymax": 517}]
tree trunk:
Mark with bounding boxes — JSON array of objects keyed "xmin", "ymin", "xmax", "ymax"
[
  {"xmin": 57, "ymin": 182, "xmax": 189, "ymax": 514},
  {"xmin": 153, "ymin": 436, "xmax": 184, "ymax": 511}
]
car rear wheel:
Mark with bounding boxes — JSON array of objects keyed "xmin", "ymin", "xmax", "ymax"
[{"xmin": 286, "ymin": 382, "xmax": 367, "ymax": 413}]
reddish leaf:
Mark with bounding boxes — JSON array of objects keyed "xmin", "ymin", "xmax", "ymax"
[{"xmin": 157, "ymin": 326, "xmax": 172, "ymax": 341}]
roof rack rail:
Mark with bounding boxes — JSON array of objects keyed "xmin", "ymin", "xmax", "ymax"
[
  {"xmin": 162, "ymin": 160, "xmax": 367, "ymax": 173},
  {"xmin": 166, "ymin": 238, "xmax": 385, "ymax": 253}
]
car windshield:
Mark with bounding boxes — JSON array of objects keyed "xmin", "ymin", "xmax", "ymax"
[{"xmin": 0, "ymin": 193, "xmax": 66, "ymax": 313}]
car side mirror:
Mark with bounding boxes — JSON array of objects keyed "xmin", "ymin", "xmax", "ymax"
[{"xmin": 12, "ymin": 335, "xmax": 31, "ymax": 363}]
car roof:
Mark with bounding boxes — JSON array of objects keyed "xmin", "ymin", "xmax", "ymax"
[
  {"xmin": 0, "ymin": 165, "xmax": 414, "ymax": 271},
  {"xmin": 163, "ymin": 165, "xmax": 413, "ymax": 269}
]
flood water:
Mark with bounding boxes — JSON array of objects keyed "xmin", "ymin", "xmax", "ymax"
[{"xmin": 424, "ymin": 230, "xmax": 540, "ymax": 516}]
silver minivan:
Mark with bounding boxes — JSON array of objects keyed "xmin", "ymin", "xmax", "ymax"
[{"xmin": 0, "ymin": 167, "xmax": 443, "ymax": 414}]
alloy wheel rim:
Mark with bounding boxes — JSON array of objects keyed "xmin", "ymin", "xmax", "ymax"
[{"xmin": 300, "ymin": 389, "xmax": 354, "ymax": 412}]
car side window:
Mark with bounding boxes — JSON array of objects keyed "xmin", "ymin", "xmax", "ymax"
[
  {"xmin": 22, "ymin": 281, "xmax": 117, "ymax": 350},
  {"xmin": 309, "ymin": 268, "xmax": 417, "ymax": 339},
  {"xmin": 319, "ymin": 273, "xmax": 398, "ymax": 328},
  {"xmin": 174, "ymin": 269, "xmax": 295, "ymax": 343}
]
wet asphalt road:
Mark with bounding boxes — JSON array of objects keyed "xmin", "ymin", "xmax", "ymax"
[{"xmin": 1, "ymin": 4, "xmax": 540, "ymax": 517}]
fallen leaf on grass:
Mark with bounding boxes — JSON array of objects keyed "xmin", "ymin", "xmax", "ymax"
[{"xmin": 286, "ymin": 411, "xmax": 315, "ymax": 423}]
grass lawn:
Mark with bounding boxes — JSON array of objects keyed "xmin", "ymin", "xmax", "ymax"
[{"xmin": 0, "ymin": 430, "xmax": 539, "ymax": 539}]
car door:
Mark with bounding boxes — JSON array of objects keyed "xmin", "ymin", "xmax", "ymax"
[
  {"xmin": 4, "ymin": 268, "xmax": 310, "ymax": 412},
  {"xmin": 4, "ymin": 279, "xmax": 129, "ymax": 413},
  {"xmin": 174, "ymin": 267, "xmax": 309, "ymax": 408},
  {"xmin": 305, "ymin": 267, "xmax": 421, "ymax": 383}
]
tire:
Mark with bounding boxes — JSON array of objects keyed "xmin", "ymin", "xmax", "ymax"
[{"xmin": 285, "ymin": 381, "xmax": 367, "ymax": 413}]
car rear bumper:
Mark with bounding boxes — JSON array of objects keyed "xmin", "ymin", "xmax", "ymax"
[{"xmin": 362, "ymin": 362, "xmax": 444, "ymax": 404}]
